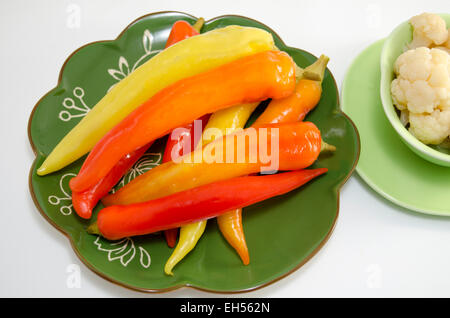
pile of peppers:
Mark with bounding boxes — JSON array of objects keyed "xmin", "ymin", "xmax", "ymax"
[{"xmin": 38, "ymin": 18, "xmax": 335, "ymax": 275}]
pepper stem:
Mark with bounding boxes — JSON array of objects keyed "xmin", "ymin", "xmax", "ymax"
[
  {"xmin": 87, "ymin": 222, "xmax": 100, "ymax": 235},
  {"xmin": 302, "ymin": 55, "xmax": 330, "ymax": 83},
  {"xmin": 295, "ymin": 65, "xmax": 305, "ymax": 80},
  {"xmin": 320, "ymin": 139, "xmax": 336, "ymax": 153},
  {"xmin": 192, "ymin": 17, "xmax": 205, "ymax": 33}
]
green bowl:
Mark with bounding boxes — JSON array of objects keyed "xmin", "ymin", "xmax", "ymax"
[
  {"xmin": 28, "ymin": 11, "xmax": 360, "ymax": 293},
  {"xmin": 380, "ymin": 13, "xmax": 450, "ymax": 167}
]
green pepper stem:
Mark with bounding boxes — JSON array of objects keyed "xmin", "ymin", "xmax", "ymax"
[
  {"xmin": 87, "ymin": 222, "xmax": 100, "ymax": 235},
  {"xmin": 295, "ymin": 65, "xmax": 305, "ymax": 80},
  {"xmin": 320, "ymin": 139, "xmax": 336, "ymax": 153},
  {"xmin": 192, "ymin": 17, "xmax": 205, "ymax": 33},
  {"xmin": 302, "ymin": 55, "xmax": 330, "ymax": 83}
]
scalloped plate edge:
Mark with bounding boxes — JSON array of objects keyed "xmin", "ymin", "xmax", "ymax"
[{"xmin": 27, "ymin": 11, "xmax": 360, "ymax": 293}]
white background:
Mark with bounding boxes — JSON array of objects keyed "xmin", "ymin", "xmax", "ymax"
[{"xmin": 1, "ymin": 0, "xmax": 449, "ymax": 297}]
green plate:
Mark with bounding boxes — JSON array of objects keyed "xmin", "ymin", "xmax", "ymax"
[
  {"xmin": 341, "ymin": 39, "xmax": 450, "ymax": 216},
  {"xmin": 28, "ymin": 11, "xmax": 360, "ymax": 293}
]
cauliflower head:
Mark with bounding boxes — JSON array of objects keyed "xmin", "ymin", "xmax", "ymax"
[
  {"xmin": 409, "ymin": 13, "xmax": 448, "ymax": 49},
  {"xmin": 391, "ymin": 47, "xmax": 450, "ymax": 145}
]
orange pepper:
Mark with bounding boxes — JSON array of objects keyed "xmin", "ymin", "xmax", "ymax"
[
  {"xmin": 217, "ymin": 54, "xmax": 330, "ymax": 264},
  {"xmin": 101, "ymin": 121, "xmax": 323, "ymax": 206},
  {"xmin": 69, "ymin": 50, "xmax": 296, "ymax": 193},
  {"xmin": 254, "ymin": 55, "xmax": 329, "ymax": 126},
  {"xmin": 217, "ymin": 208, "xmax": 249, "ymax": 265}
]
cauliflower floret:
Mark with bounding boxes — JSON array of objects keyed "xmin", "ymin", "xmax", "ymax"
[
  {"xmin": 430, "ymin": 48, "xmax": 450, "ymax": 110},
  {"xmin": 435, "ymin": 29, "xmax": 450, "ymax": 54},
  {"xmin": 391, "ymin": 78, "xmax": 408, "ymax": 110},
  {"xmin": 409, "ymin": 109, "xmax": 450, "ymax": 144},
  {"xmin": 394, "ymin": 47, "xmax": 432, "ymax": 81},
  {"xmin": 405, "ymin": 80, "xmax": 439, "ymax": 113},
  {"xmin": 391, "ymin": 48, "xmax": 449, "ymax": 114},
  {"xmin": 391, "ymin": 47, "xmax": 450, "ymax": 144},
  {"xmin": 409, "ymin": 13, "xmax": 448, "ymax": 49}
]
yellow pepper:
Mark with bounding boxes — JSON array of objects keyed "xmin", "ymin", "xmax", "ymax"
[
  {"xmin": 164, "ymin": 222, "xmax": 206, "ymax": 276},
  {"xmin": 37, "ymin": 26, "xmax": 275, "ymax": 175},
  {"xmin": 163, "ymin": 102, "xmax": 258, "ymax": 275}
]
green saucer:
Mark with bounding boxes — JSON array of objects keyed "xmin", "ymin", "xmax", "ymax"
[{"xmin": 341, "ymin": 39, "xmax": 450, "ymax": 216}]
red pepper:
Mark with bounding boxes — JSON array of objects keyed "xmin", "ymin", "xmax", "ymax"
[
  {"xmin": 72, "ymin": 144, "xmax": 150, "ymax": 219},
  {"xmin": 88, "ymin": 168, "xmax": 327, "ymax": 240},
  {"xmin": 161, "ymin": 114, "xmax": 209, "ymax": 163},
  {"xmin": 161, "ymin": 114, "xmax": 210, "ymax": 247},
  {"xmin": 165, "ymin": 20, "xmax": 200, "ymax": 47}
]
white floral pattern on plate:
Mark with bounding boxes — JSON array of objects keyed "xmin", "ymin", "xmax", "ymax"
[
  {"xmin": 47, "ymin": 153, "xmax": 160, "ymax": 266},
  {"xmin": 59, "ymin": 87, "xmax": 90, "ymax": 122},
  {"xmin": 113, "ymin": 152, "xmax": 162, "ymax": 192},
  {"xmin": 48, "ymin": 173, "xmax": 76, "ymax": 215},
  {"xmin": 94, "ymin": 236, "xmax": 151, "ymax": 268},
  {"xmin": 59, "ymin": 29, "xmax": 162, "ymax": 122},
  {"xmin": 107, "ymin": 29, "xmax": 162, "ymax": 92}
]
